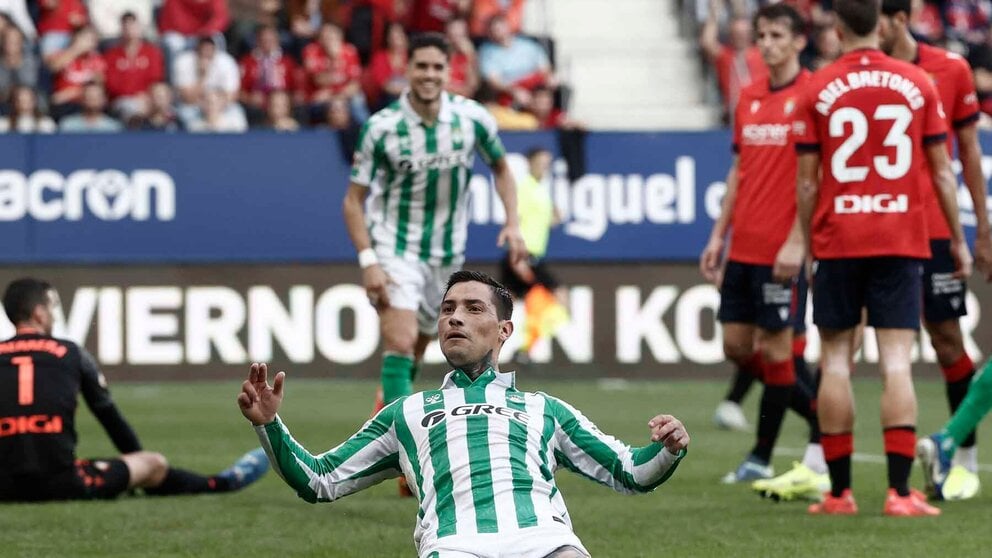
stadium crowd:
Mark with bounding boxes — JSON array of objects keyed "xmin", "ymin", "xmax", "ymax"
[
  {"xmin": 0, "ymin": 0, "xmax": 567, "ymax": 134},
  {"xmin": 695, "ymin": 0, "xmax": 992, "ymax": 123}
]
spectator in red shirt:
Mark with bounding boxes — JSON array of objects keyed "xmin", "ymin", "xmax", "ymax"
[
  {"xmin": 364, "ymin": 21, "xmax": 408, "ymax": 110},
  {"xmin": 445, "ymin": 18, "xmax": 478, "ymax": 98},
  {"xmin": 38, "ymin": 0, "xmax": 88, "ymax": 61},
  {"xmin": 287, "ymin": 0, "xmax": 343, "ymax": 54},
  {"xmin": 48, "ymin": 26, "xmax": 106, "ymax": 118},
  {"xmin": 699, "ymin": 0, "xmax": 767, "ymax": 122},
  {"xmin": 469, "ymin": 0, "xmax": 524, "ymax": 39},
  {"xmin": 302, "ymin": 22, "xmax": 368, "ymax": 123},
  {"xmin": 240, "ymin": 25, "xmax": 304, "ymax": 125},
  {"xmin": 104, "ymin": 12, "xmax": 165, "ymax": 120},
  {"xmin": 409, "ymin": 0, "xmax": 470, "ymax": 33},
  {"xmin": 158, "ymin": 0, "xmax": 230, "ymax": 74}
]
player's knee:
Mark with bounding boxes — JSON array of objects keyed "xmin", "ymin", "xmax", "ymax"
[
  {"xmin": 143, "ymin": 452, "xmax": 170, "ymax": 483},
  {"xmin": 723, "ymin": 341, "xmax": 753, "ymax": 365}
]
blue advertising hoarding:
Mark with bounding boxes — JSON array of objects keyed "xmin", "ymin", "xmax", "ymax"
[{"xmin": 0, "ymin": 130, "xmax": 987, "ymax": 263}]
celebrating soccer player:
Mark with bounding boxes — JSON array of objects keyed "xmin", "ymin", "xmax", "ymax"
[
  {"xmin": 793, "ymin": 0, "xmax": 971, "ymax": 516},
  {"xmin": 237, "ymin": 270, "xmax": 688, "ymax": 558},
  {"xmin": 700, "ymin": 3, "xmax": 826, "ymax": 497},
  {"xmin": 342, "ymin": 32, "xmax": 527, "ymax": 495},
  {"xmin": 877, "ymin": 0, "xmax": 992, "ymax": 501},
  {"xmin": 0, "ymin": 278, "xmax": 268, "ymax": 502}
]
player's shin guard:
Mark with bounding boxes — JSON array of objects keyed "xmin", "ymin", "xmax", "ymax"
[
  {"xmin": 822, "ymin": 432, "xmax": 853, "ymax": 497},
  {"xmin": 944, "ymin": 359, "xmax": 992, "ymax": 451},
  {"xmin": 382, "ymin": 353, "xmax": 415, "ymax": 404},
  {"xmin": 884, "ymin": 426, "xmax": 916, "ymax": 497},
  {"xmin": 751, "ymin": 359, "xmax": 794, "ymax": 463},
  {"xmin": 942, "ymin": 354, "xmax": 977, "ymax": 447}
]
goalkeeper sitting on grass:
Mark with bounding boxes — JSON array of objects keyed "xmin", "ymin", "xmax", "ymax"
[{"xmin": 237, "ymin": 270, "xmax": 689, "ymax": 558}]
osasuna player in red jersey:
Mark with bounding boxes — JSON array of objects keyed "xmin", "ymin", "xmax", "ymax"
[
  {"xmin": 700, "ymin": 3, "xmax": 826, "ymax": 497},
  {"xmin": 878, "ymin": 0, "xmax": 992, "ymax": 501},
  {"xmin": 0, "ymin": 278, "xmax": 268, "ymax": 502},
  {"xmin": 794, "ymin": 0, "xmax": 971, "ymax": 516}
]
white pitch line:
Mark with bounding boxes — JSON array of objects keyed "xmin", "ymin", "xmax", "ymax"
[{"xmin": 777, "ymin": 446, "xmax": 992, "ymax": 473}]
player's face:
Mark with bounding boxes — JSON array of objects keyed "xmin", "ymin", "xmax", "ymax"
[
  {"xmin": 877, "ymin": 14, "xmax": 900, "ymax": 54},
  {"xmin": 438, "ymin": 282, "xmax": 510, "ymax": 369},
  {"xmin": 408, "ymin": 46, "xmax": 449, "ymax": 105},
  {"xmin": 755, "ymin": 18, "xmax": 804, "ymax": 68}
]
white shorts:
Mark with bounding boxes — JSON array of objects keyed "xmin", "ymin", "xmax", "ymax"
[
  {"xmin": 379, "ymin": 253, "xmax": 461, "ymax": 335},
  {"xmin": 419, "ymin": 526, "xmax": 589, "ymax": 558}
]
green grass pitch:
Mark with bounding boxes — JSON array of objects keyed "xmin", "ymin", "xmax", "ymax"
[{"xmin": 3, "ymin": 376, "xmax": 988, "ymax": 557}]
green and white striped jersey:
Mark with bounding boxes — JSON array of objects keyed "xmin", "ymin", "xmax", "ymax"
[
  {"xmin": 350, "ymin": 91, "xmax": 506, "ymax": 266},
  {"xmin": 255, "ymin": 368, "xmax": 686, "ymax": 555}
]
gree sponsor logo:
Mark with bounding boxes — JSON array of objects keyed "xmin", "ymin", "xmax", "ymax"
[
  {"xmin": 834, "ymin": 194, "xmax": 908, "ymax": 214},
  {"xmin": 420, "ymin": 404, "xmax": 531, "ymax": 429},
  {"xmin": 0, "ymin": 169, "xmax": 175, "ymax": 222},
  {"xmin": 0, "ymin": 414, "xmax": 63, "ymax": 437}
]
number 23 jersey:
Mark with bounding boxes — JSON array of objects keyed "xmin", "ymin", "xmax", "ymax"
[{"xmin": 793, "ymin": 48, "xmax": 948, "ymax": 260}]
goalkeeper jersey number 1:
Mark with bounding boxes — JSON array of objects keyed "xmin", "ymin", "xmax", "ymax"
[{"xmin": 255, "ymin": 368, "xmax": 685, "ymax": 555}]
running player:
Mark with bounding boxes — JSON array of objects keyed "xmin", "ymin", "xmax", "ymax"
[
  {"xmin": 0, "ymin": 278, "xmax": 268, "ymax": 502},
  {"xmin": 794, "ymin": 0, "xmax": 971, "ymax": 516},
  {"xmin": 342, "ymin": 33, "xmax": 527, "ymax": 496},
  {"xmin": 878, "ymin": 0, "xmax": 992, "ymax": 501},
  {"xmin": 700, "ymin": 3, "xmax": 826, "ymax": 496},
  {"xmin": 237, "ymin": 271, "xmax": 689, "ymax": 558}
]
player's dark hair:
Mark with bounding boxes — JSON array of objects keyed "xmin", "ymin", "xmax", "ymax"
[
  {"xmin": 408, "ymin": 32, "xmax": 451, "ymax": 60},
  {"xmin": 880, "ymin": 0, "xmax": 912, "ymax": 16},
  {"xmin": 834, "ymin": 0, "xmax": 881, "ymax": 37},
  {"xmin": 444, "ymin": 270, "xmax": 513, "ymax": 321},
  {"xmin": 526, "ymin": 146, "xmax": 550, "ymax": 161},
  {"xmin": 3, "ymin": 278, "xmax": 53, "ymax": 324},
  {"xmin": 754, "ymin": 2, "xmax": 806, "ymax": 37}
]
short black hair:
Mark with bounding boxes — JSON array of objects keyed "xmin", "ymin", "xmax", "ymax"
[
  {"xmin": 443, "ymin": 270, "xmax": 513, "ymax": 321},
  {"xmin": 880, "ymin": 0, "xmax": 911, "ymax": 16},
  {"xmin": 835, "ymin": 0, "xmax": 881, "ymax": 37},
  {"xmin": 3, "ymin": 278, "xmax": 52, "ymax": 324},
  {"xmin": 408, "ymin": 31, "xmax": 450, "ymax": 60},
  {"xmin": 526, "ymin": 146, "xmax": 551, "ymax": 161},
  {"xmin": 120, "ymin": 11, "xmax": 137, "ymax": 23},
  {"xmin": 754, "ymin": 2, "xmax": 806, "ymax": 37}
]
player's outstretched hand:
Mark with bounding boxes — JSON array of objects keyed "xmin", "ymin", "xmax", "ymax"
[
  {"xmin": 951, "ymin": 238, "xmax": 973, "ymax": 280},
  {"xmin": 498, "ymin": 223, "xmax": 528, "ymax": 265},
  {"xmin": 648, "ymin": 414, "xmax": 689, "ymax": 454},
  {"xmin": 699, "ymin": 237, "xmax": 724, "ymax": 284},
  {"xmin": 363, "ymin": 264, "xmax": 392, "ymax": 311},
  {"xmin": 974, "ymin": 232, "xmax": 992, "ymax": 282},
  {"xmin": 238, "ymin": 362, "xmax": 285, "ymax": 426}
]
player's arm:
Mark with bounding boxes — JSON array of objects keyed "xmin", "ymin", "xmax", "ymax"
[
  {"xmin": 956, "ymin": 123, "xmax": 992, "ymax": 280},
  {"xmin": 926, "ymin": 142, "xmax": 973, "ymax": 278},
  {"xmin": 796, "ymin": 152, "xmax": 820, "ymax": 258},
  {"xmin": 545, "ymin": 395, "xmax": 687, "ymax": 495},
  {"xmin": 700, "ymin": 156, "xmax": 738, "ymax": 283},
  {"xmin": 772, "ymin": 216, "xmax": 805, "ymax": 283},
  {"xmin": 342, "ymin": 121, "xmax": 391, "ymax": 309},
  {"xmin": 78, "ymin": 348, "xmax": 142, "ymax": 454},
  {"xmin": 475, "ymin": 105, "xmax": 527, "ymax": 263},
  {"xmin": 239, "ymin": 363, "xmax": 402, "ymax": 503},
  {"xmin": 699, "ymin": 0, "xmax": 723, "ymax": 63}
]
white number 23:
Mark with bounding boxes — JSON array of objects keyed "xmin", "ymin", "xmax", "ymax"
[{"xmin": 829, "ymin": 104, "xmax": 913, "ymax": 183}]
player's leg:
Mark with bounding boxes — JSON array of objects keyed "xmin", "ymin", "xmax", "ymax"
[
  {"xmin": 714, "ymin": 261, "xmax": 760, "ymax": 432},
  {"xmin": 921, "ymin": 238, "xmax": 978, "ymax": 489},
  {"xmin": 139, "ymin": 448, "xmax": 270, "ymax": 495},
  {"xmin": 370, "ymin": 256, "xmax": 426, "ymax": 413}
]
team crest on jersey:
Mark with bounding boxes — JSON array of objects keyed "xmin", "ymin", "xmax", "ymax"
[
  {"xmin": 784, "ymin": 98, "xmax": 796, "ymax": 115},
  {"xmin": 398, "ymin": 135, "xmax": 413, "ymax": 152},
  {"xmin": 451, "ymin": 127, "xmax": 464, "ymax": 145},
  {"xmin": 425, "ymin": 393, "xmax": 442, "ymax": 405},
  {"xmin": 750, "ymin": 100, "xmax": 761, "ymax": 114}
]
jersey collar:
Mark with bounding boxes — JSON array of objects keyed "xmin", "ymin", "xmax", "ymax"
[
  {"xmin": 440, "ymin": 367, "xmax": 516, "ymax": 390},
  {"xmin": 399, "ymin": 89, "xmax": 453, "ymax": 126}
]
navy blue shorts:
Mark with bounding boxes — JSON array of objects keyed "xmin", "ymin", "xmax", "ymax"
[
  {"xmin": 717, "ymin": 260, "xmax": 804, "ymax": 332},
  {"xmin": 812, "ymin": 257, "xmax": 924, "ymax": 330},
  {"xmin": 923, "ymin": 239, "xmax": 967, "ymax": 323}
]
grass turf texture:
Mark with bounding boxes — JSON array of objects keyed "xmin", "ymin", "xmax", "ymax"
[{"xmin": 2, "ymin": 378, "xmax": 988, "ymax": 557}]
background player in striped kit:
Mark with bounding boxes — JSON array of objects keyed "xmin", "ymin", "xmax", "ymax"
[
  {"xmin": 342, "ymin": 31, "xmax": 527, "ymax": 498},
  {"xmin": 237, "ymin": 271, "xmax": 689, "ymax": 558},
  {"xmin": 877, "ymin": 0, "xmax": 992, "ymax": 501}
]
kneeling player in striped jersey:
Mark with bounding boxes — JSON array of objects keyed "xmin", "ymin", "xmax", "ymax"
[{"xmin": 237, "ymin": 271, "xmax": 689, "ymax": 558}]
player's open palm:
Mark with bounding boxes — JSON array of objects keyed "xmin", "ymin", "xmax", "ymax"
[{"xmin": 238, "ymin": 362, "xmax": 285, "ymax": 426}]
